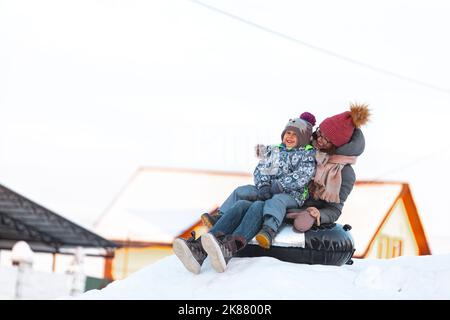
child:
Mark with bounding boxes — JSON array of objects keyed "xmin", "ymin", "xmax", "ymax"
[
  {"xmin": 201, "ymin": 112, "xmax": 316, "ymax": 228},
  {"xmin": 253, "ymin": 117, "xmax": 316, "ymax": 249},
  {"xmin": 173, "ymin": 114, "xmax": 316, "ymax": 274}
]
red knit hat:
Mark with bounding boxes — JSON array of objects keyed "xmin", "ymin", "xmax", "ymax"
[{"xmin": 319, "ymin": 103, "xmax": 370, "ymax": 147}]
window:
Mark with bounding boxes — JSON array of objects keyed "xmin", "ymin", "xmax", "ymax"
[{"xmin": 377, "ymin": 235, "xmax": 403, "ymax": 259}]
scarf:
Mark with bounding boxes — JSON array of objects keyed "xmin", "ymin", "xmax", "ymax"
[{"xmin": 311, "ymin": 151, "xmax": 357, "ymax": 203}]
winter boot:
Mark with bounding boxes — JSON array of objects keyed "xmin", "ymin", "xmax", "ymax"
[
  {"xmin": 172, "ymin": 231, "xmax": 207, "ymax": 274},
  {"xmin": 201, "ymin": 212, "xmax": 222, "ymax": 229},
  {"xmin": 201, "ymin": 233, "xmax": 247, "ymax": 273},
  {"xmin": 255, "ymin": 225, "xmax": 276, "ymax": 249}
]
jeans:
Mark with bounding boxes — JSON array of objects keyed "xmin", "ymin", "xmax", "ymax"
[
  {"xmin": 262, "ymin": 193, "xmax": 299, "ymax": 232},
  {"xmin": 210, "ymin": 200, "xmax": 265, "ymax": 242},
  {"xmin": 219, "ymin": 185, "xmax": 258, "ymax": 213}
]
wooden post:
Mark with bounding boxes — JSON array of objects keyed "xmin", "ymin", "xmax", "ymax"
[
  {"xmin": 52, "ymin": 253, "xmax": 57, "ymax": 272},
  {"xmin": 122, "ymin": 238, "xmax": 130, "ymax": 279},
  {"xmin": 104, "ymin": 254, "xmax": 114, "ymax": 280}
]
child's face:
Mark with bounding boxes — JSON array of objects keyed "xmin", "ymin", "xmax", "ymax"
[{"xmin": 283, "ymin": 130, "xmax": 298, "ymax": 148}]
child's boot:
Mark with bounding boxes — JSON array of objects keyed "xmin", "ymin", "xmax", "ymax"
[
  {"xmin": 201, "ymin": 233, "xmax": 246, "ymax": 273},
  {"xmin": 173, "ymin": 231, "xmax": 207, "ymax": 274},
  {"xmin": 200, "ymin": 212, "xmax": 222, "ymax": 229},
  {"xmin": 255, "ymin": 225, "xmax": 276, "ymax": 249}
]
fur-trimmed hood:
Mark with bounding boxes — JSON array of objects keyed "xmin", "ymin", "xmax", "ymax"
[{"xmin": 335, "ymin": 128, "xmax": 365, "ymax": 157}]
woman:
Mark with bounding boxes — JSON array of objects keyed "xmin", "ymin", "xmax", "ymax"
[
  {"xmin": 285, "ymin": 103, "xmax": 370, "ymax": 232},
  {"xmin": 175, "ymin": 103, "xmax": 370, "ymax": 273},
  {"xmin": 205, "ymin": 103, "xmax": 369, "ymax": 232}
]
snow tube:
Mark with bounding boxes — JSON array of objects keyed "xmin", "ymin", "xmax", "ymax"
[{"xmin": 236, "ymin": 223, "xmax": 355, "ymax": 266}]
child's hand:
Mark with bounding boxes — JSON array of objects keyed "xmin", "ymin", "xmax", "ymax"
[
  {"xmin": 270, "ymin": 181, "xmax": 283, "ymax": 195},
  {"xmin": 257, "ymin": 186, "xmax": 272, "ymax": 200}
]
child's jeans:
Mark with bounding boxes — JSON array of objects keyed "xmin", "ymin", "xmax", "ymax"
[
  {"xmin": 262, "ymin": 193, "xmax": 299, "ymax": 232},
  {"xmin": 219, "ymin": 185, "xmax": 258, "ymax": 213},
  {"xmin": 210, "ymin": 200, "xmax": 265, "ymax": 242}
]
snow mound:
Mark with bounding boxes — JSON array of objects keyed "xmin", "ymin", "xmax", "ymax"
[{"xmin": 78, "ymin": 254, "xmax": 450, "ymax": 299}]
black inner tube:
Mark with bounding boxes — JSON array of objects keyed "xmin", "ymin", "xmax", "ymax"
[{"xmin": 236, "ymin": 223, "xmax": 355, "ymax": 266}]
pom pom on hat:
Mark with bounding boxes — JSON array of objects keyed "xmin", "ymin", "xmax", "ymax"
[
  {"xmin": 300, "ymin": 112, "xmax": 316, "ymax": 126},
  {"xmin": 319, "ymin": 103, "xmax": 370, "ymax": 147},
  {"xmin": 349, "ymin": 103, "xmax": 370, "ymax": 128}
]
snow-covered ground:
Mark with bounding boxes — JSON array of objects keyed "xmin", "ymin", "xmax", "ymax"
[{"xmin": 78, "ymin": 254, "xmax": 450, "ymax": 300}]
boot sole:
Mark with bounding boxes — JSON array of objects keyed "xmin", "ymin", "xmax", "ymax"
[
  {"xmin": 172, "ymin": 239, "xmax": 201, "ymax": 274},
  {"xmin": 255, "ymin": 233, "xmax": 271, "ymax": 249},
  {"xmin": 201, "ymin": 233, "xmax": 226, "ymax": 273}
]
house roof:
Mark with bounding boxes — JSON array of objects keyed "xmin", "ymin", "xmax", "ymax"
[
  {"xmin": 0, "ymin": 183, "xmax": 119, "ymax": 255},
  {"xmin": 338, "ymin": 181, "xmax": 402, "ymax": 256},
  {"xmin": 94, "ymin": 167, "xmax": 253, "ymax": 244},
  {"xmin": 339, "ymin": 181, "xmax": 430, "ymax": 257}
]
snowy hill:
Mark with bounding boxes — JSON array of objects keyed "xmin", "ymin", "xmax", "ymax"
[{"xmin": 78, "ymin": 254, "xmax": 450, "ymax": 299}]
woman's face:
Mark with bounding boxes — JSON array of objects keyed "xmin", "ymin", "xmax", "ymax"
[
  {"xmin": 282, "ymin": 130, "xmax": 298, "ymax": 149},
  {"xmin": 312, "ymin": 127, "xmax": 334, "ymax": 151}
]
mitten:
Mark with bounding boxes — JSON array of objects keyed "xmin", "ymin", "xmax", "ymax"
[
  {"xmin": 306, "ymin": 207, "xmax": 321, "ymax": 226},
  {"xmin": 257, "ymin": 185, "xmax": 272, "ymax": 200},
  {"xmin": 270, "ymin": 181, "xmax": 284, "ymax": 195}
]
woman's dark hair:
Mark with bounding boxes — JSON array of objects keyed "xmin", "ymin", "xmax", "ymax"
[
  {"xmin": 312, "ymin": 130, "xmax": 336, "ymax": 154},
  {"xmin": 326, "ymin": 145, "xmax": 337, "ymax": 155}
]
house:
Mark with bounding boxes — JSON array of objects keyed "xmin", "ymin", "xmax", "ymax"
[
  {"xmin": 339, "ymin": 181, "xmax": 431, "ymax": 259},
  {"xmin": 0, "ymin": 183, "xmax": 119, "ymax": 286},
  {"xmin": 95, "ymin": 168, "xmax": 430, "ymax": 279}
]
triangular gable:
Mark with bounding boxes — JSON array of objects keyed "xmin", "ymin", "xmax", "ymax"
[
  {"xmin": 340, "ymin": 181, "xmax": 430, "ymax": 257},
  {"xmin": 393, "ymin": 184, "xmax": 430, "ymax": 255},
  {"xmin": 339, "ymin": 181, "xmax": 403, "ymax": 257}
]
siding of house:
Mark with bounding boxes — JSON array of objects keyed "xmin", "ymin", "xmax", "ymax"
[
  {"xmin": 367, "ymin": 199, "xmax": 419, "ymax": 258},
  {"xmin": 112, "ymin": 245, "xmax": 173, "ymax": 279},
  {"xmin": 109, "ymin": 224, "xmax": 208, "ymax": 279}
]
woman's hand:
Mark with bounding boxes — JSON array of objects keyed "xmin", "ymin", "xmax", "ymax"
[
  {"xmin": 286, "ymin": 210, "xmax": 315, "ymax": 232},
  {"xmin": 306, "ymin": 207, "xmax": 321, "ymax": 226}
]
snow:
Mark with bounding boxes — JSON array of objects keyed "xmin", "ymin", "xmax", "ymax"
[
  {"xmin": 11, "ymin": 241, "xmax": 34, "ymax": 265},
  {"xmin": 77, "ymin": 254, "xmax": 450, "ymax": 300},
  {"xmin": 0, "ymin": 265, "xmax": 74, "ymax": 299}
]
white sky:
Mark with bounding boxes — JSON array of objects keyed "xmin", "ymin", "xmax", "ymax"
[{"xmin": 1, "ymin": 0, "xmax": 450, "ymax": 249}]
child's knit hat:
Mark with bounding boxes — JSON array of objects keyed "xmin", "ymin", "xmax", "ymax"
[
  {"xmin": 281, "ymin": 114, "xmax": 314, "ymax": 148},
  {"xmin": 300, "ymin": 112, "xmax": 316, "ymax": 126}
]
